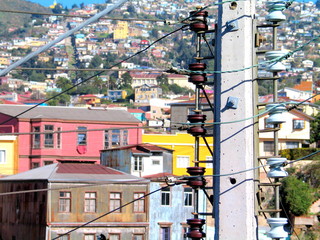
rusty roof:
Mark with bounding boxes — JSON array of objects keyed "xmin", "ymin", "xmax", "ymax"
[
  {"xmin": 0, "ymin": 163, "xmax": 148, "ymax": 183},
  {"xmin": 0, "ymin": 104, "xmax": 140, "ymax": 123}
]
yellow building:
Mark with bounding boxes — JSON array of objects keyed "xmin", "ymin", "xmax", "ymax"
[
  {"xmin": 114, "ymin": 21, "xmax": 129, "ymax": 40},
  {"xmin": 0, "ymin": 136, "xmax": 18, "ymax": 176},
  {"xmin": 143, "ymin": 132, "xmax": 213, "ymax": 176}
]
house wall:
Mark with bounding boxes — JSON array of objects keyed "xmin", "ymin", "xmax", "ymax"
[
  {"xmin": 0, "ymin": 113, "xmax": 142, "ymax": 173},
  {"xmin": 258, "ymin": 110, "xmax": 312, "ymax": 157},
  {"xmin": 148, "ymin": 182, "xmax": 194, "ymax": 240},
  {"xmin": 143, "ymin": 133, "xmax": 214, "ymax": 176},
  {"xmin": 48, "ymin": 182, "xmax": 149, "ymax": 240},
  {"xmin": 0, "ymin": 181, "xmax": 48, "ymax": 240},
  {"xmin": 0, "ymin": 136, "xmax": 18, "ymax": 176}
]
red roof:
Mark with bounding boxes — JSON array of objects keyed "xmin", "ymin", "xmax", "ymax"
[
  {"xmin": 80, "ymin": 94, "xmax": 98, "ymax": 98},
  {"xmin": 294, "ymin": 81, "xmax": 313, "ymax": 92},
  {"xmin": 56, "ymin": 163, "xmax": 123, "ymax": 175},
  {"xmin": 128, "ymin": 109, "xmax": 145, "ymax": 113},
  {"xmin": 143, "ymin": 172, "xmax": 176, "ymax": 179}
]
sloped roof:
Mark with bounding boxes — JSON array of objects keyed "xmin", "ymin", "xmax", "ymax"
[
  {"xmin": 0, "ymin": 104, "xmax": 140, "ymax": 123},
  {"xmin": 294, "ymin": 81, "xmax": 313, "ymax": 92},
  {"xmin": 0, "ymin": 163, "xmax": 148, "ymax": 183}
]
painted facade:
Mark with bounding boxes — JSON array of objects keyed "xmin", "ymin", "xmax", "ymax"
[
  {"xmin": 142, "ymin": 133, "xmax": 214, "ymax": 176},
  {"xmin": 100, "ymin": 143, "xmax": 173, "ymax": 177},
  {"xmin": 0, "ymin": 135, "xmax": 18, "ymax": 176},
  {"xmin": 0, "ymin": 163, "xmax": 149, "ymax": 240},
  {"xmin": 259, "ymin": 108, "xmax": 314, "ymax": 157},
  {"xmin": 0, "ymin": 105, "xmax": 142, "ymax": 172}
]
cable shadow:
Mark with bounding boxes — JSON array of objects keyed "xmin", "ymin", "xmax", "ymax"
[
  {"xmin": 219, "ymin": 178, "xmax": 254, "ymax": 196},
  {"xmin": 221, "ymin": 79, "xmax": 254, "ymax": 95},
  {"xmin": 221, "ymin": 123, "xmax": 255, "ymax": 143}
]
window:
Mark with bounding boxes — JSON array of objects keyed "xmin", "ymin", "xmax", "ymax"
[
  {"xmin": 286, "ymin": 141, "xmax": 299, "ymax": 149},
  {"xmin": 264, "ymin": 118, "xmax": 275, "ymax": 129},
  {"xmin": 44, "ymin": 161, "xmax": 54, "ymax": 165},
  {"xmin": 0, "ymin": 150, "xmax": 6, "ymax": 164},
  {"xmin": 84, "ymin": 192, "xmax": 96, "ymax": 212},
  {"xmin": 77, "ymin": 127, "xmax": 87, "ymax": 145},
  {"xmin": 59, "ymin": 192, "xmax": 71, "ymax": 212},
  {"xmin": 263, "ymin": 141, "xmax": 274, "ymax": 152},
  {"xmin": 133, "ymin": 193, "xmax": 145, "ymax": 213},
  {"xmin": 161, "ymin": 227, "xmax": 171, "ymax": 240},
  {"xmin": 134, "ymin": 156, "xmax": 143, "ymax": 171},
  {"xmin": 184, "ymin": 188, "xmax": 193, "ymax": 206},
  {"xmin": 293, "ymin": 119, "xmax": 304, "ymax": 129},
  {"xmin": 110, "ymin": 192, "xmax": 121, "ymax": 213},
  {"xmin": 105, "ymin": 129, "xmax": 128, "ymax": 148},
  {"xmin": 57, "ymin": 235, "xmax": 69, "ymax": 240},
  {"xmin": 133, "ymin": 234, "xmax": 144, "ymax": 240},
  {"xmin": 161, "ymin": 187, "xmax": 170, "ymax": 206},
  {"xmin": 112, "ymin": 129, "xmax": 120, "ymax": 146},
  {"xmin": 33, "ymin": 126, "xmax": 40, "ymax": 148},
  {"xmin": 152, "ymin": 160, "xmax": 160, "ymax": 165},
  {"xmin": 84, "ymin": 234, "xmax": 95, "ymax": 240},
  {"xmin": 177, "ymin": 156, "xmax": 190, "ymax": 168},
  {"xmin": 44, "ymin": 125, "xmax": 54, "ymax": 148},
  {"xmin": 31, "ymin": 162, "xmax": 40, "ymax": 169},
  {"xmin": 205, "ymin": 156, "xmax": 213, "ymax": 169},
  {"xmin": 57, "ymin": 127, "xmax": 61, "ymax": 148},
  {"xmin": 109, "ymin": 234, "xmax": 120, "ymax": 240}
]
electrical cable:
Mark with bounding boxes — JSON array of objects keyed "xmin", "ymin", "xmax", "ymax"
[
  {"xmin": 51, "ymin": 184, "xmax": 176, "ymax": 240},
  {"xmin": 0, "ymin": 24, "xmax": 188, "ymax": 126},
  {"xmin": 0, "ymin": 9, "xmax": 164, "ymax": 23},
  {"xmin": 0, "ymin": 178, "xmax": 148, "ymax": 196},
  {"xmin": 0, "ymin": 0, "xmax": 129, "ymax": 77},
  {"xmin": 173, "ymin": 35, "xmax": 320, "ymax": 74}
]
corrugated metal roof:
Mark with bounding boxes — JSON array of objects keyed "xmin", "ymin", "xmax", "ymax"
[
  {"xmin": 0, "ymin": 104, "xmax": 140, "ymax": 123},
  {"xmin": 0, "ymin": 163, "xmax": 148, "ymax": 183}
]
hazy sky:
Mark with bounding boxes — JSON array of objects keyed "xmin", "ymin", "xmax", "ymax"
[{"xmin": 28, "ymin": 0, "xmax": 108, "ymax": 8}]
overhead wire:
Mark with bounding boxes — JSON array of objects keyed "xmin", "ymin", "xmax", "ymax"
[
  {"xmin": 51, "ymin": 184, "xmax": 177, "ymax": 240},
  {"xmin": 0, "ymin": 24, "xmax": 188, "ymax": 126}
]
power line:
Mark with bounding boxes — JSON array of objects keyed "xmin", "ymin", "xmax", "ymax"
[
  {"xmin": 51, "ymin": 184, "xmax": 175, "ymax": 240},
  {"xmin": 0, "ymin": 9, "xmax": 164, "ymax": 23},
  {"xmin": 0, "ymin": 24, "xmax": 188, "ymax": 126},
  {"xmin": 3, "ymin": 67, "xmax": 166, "ymax": 72},
  {"xmin": 0, "ymin": 0, "xmax": 129, "ymax": 77}
]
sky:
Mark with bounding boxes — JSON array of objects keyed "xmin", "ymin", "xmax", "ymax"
[{"xmin": 28, "ymin": 0, "xmax": 108, "ymax": 8}]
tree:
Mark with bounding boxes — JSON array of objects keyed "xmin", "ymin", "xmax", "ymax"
[
  {"xmin": 316, "ymin": 0, "xmax": 320, "ymax": 9},
  {"xmin": 156, "ymin": 74, "xmax": 169, "ymax": 86},
  {"xmin": 120, "ymin": 72, "xmax": 132, "ymax": 88},
  {"xmin": 280, "ymin": 176, "xmax": 313, "ymax": 216},
  {"xmin": 46, "ymin": 91, "xmax": 70, "ymax": 106},
  {"xmin": 310, "ymin": 112, "xmax": 320, "ymax": 146}
]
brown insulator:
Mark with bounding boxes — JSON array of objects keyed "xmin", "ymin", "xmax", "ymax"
[
  {"xmin": 188, "ymin": 74, "xmax": 207, "ymax": 84},
  {"xmin": 187, "ymin": 114, "xmax": 207, "ymax": 123},
  {"xmin": 186, "ymin": 167, "xmax": 206, "ymax": 188},
  {"xmin": 190, "ymin": 22, "xmax": 208, "ymax": 32},
  {"xmin": 189, "ymin": 10, "xmax": 208, "ymax": 21},
  {"xmin": 187, "ymin": 126, "xmax": 207, "ymax": 136},
  {"xmin": 189, "ymin": 63, "xmax": 206, "ymax": 71},
  {"xmin": 187, "ymin": 167, "xmax": 206, "ymax": 176},
  {"xmin": 186, "ymin": 218, "xmax": 206, "ymax": 239}
]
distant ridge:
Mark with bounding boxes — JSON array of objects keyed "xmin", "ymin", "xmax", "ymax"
[{"xmin": 0, "ymin": 0, "xmax": 51, "ymax": 36}]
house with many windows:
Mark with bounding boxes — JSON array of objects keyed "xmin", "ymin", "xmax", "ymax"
[
  {"xmin": 100, "ymin": 143, "xmax": 173, "ymax": 177},
  {"xmin": 259, "ymin": 108, "xmax": 314, "ymax": 157},
  {"xmin": 0, "ymin": 105, "xmax": 142, "ymax": 172},
  {"xmin": 0, "ymin": 162, "xmax": 149, "ymax": 240}
]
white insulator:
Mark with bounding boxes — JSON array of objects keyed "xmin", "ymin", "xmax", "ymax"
[
  {"xmin": 266, "ymin": 1, "xmax": 287, "ymax": 23},
  {"xmin": 267, "ymin": 218, "xmax": 288, "ymax": 239},
  {"xmin": 266, "ymin": 104, "xmax": 286, "ymax": 124},
  {"xmin": 267, "ymin": 157, "xmax": 288, "ymax": 178},
  {"xmin": 265, "ymin": 51, "xmax": 287, "ymax": 72}
]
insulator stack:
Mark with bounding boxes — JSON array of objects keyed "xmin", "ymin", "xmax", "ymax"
[
  {"xmin": 186, "ymin": 218, "xmax": 206, "ymax": 239},
  {"xmin": 186, "ymin": 167, "xmax": 206, "ymax": 188},
  {"xmin": 187, "ymin": 113, "xmax": 207, "ymax": 136},
  {"xmin": 188, "ymin": 63, "xmax": 207, "ymax": 84},
  {"xmin": 189, "ymin": 10, "xmax": 208, "ymax": 32}
]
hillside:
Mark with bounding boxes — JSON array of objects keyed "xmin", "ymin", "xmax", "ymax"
[{"xmin": 0, "ymin": 0, "xmax": 51, "ymax": 37}]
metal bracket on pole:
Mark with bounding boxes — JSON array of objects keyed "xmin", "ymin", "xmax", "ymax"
[{"xmin": 226, "ymin": 20, "xmax": 239, "ymax": 32}]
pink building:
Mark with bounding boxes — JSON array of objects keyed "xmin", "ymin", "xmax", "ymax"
[{"xmin": 0, "ymin": 105, "xmax": 142, "ymax": 172}]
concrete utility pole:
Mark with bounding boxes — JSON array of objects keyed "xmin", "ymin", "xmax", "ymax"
[{"xmin": 213, "ymin": 1, "xmax": 257, "ymax": 239}]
